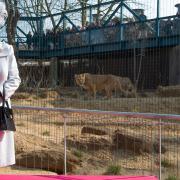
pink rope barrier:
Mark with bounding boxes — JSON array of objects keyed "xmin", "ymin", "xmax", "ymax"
[{"xmin": 0, "ymin": 175, "xmax": 158, "ymax": 180}]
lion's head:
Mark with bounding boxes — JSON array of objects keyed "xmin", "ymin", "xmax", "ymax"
[{"xmin": 74, "ymin": 73, "xmax": 87, "ymax": 87}]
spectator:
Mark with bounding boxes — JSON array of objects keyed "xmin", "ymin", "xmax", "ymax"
[
  {"xmin": 164, "ymin": 18, "xmax": 173, "ymax": 36},
  {"xmin": 32, "ymin": 31, "xmax": 38, "ymax": 49},
  {"xmin": 26, "ymin": 31, "xmax": 32, "ymax": 49},
  {"xmin": 138, "ymin": 11, "xmax": 147, "ymax": 38},
  {"xmin": 175, "ymin": 4, "xmax": 180, "ymax": 17}
]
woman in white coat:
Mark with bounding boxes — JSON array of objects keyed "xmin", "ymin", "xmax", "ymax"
[{"xmin": 0, "ymin": 2, "xmax": 21, "ymax": 167}]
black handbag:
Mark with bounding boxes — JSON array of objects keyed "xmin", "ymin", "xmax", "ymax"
[{"xmin": 0, "ymin": 86, "xmax": 16, "ymax": 131}]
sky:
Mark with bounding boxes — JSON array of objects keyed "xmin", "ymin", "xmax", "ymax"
[
  {"xmin": 159, "ymin": 0, "xmax": 180, "ymax": 17},
  {"xmin": 43, "ymin": 0, "xmax": 180, "ymax": 29},
  {"xmin": 0, "ymin": 0, "xmax": 180, "ymax": 38},
  {"xmin": 149, "ymin": 0, "xmax": 179, "ymax": 17},
  {"xmin": 120, "ymin": 0, "xmax": 180, "ymax": 18},
  {"xmin": 86, "ymin": 0, "xmax": 180, "ymax": 18}
]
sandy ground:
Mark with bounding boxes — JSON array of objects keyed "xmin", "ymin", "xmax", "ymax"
[
  {"xmin": 12, "ymin": 88, "xmax": 180, "ymax": 114},
  {"xmin": 3, "ymin": 88, "xmax": 179, "ymax": 178},
  {"xmin": 0, "ymin": 166, "xmax": 57, "ymax": 175}
]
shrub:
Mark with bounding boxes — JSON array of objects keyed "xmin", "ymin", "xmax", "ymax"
[
  {"xmin": 105, "ymin": 165, "xmax": 121, "ymax": 175},
  {"xmin": 72, "ymin": 150, "xmax": 83, "ymax": 158},
  {"xmin": 161, "ymin": 159, "xmax": 173, "ymax": 168},
  {"xmin": 165, "ymin": 175, "xmax": 178, "ymax": 180},
  {"xmin": 42, "ymin": 131, "xmax": 50, "ymax": 136}
]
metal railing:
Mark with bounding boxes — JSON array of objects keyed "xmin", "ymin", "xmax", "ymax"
[{"xmin": 13, "ymin": 15, "xmax": 180, "ymax": 54}]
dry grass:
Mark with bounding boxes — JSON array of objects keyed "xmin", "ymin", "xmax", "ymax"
[
  {"xmin": 6, "ymin": 89, "xmax": 180, "ymax": 177},
  {"xmin": 12, "ymin": 89, "xmax": 180, "ymax": 114}
]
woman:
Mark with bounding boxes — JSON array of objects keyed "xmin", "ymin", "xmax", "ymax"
[{"xmin": 0, "ymin": 2, "xmax": 21, "ymax": 167}]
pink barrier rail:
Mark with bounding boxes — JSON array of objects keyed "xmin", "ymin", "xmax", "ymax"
[{"xmin": 0, "ymin": 175, "xmax": 158, "ymax": 180}]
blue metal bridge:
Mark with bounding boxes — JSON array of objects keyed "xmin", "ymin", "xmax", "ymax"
[{"xmin": 9, "ymin": 0, "xmax": 180, "ymax": 59}]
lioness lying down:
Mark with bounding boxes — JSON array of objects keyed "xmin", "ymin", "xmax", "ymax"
[{"xmin": 75, "ymin": 73, "xmax": 136, "ymax": 98}]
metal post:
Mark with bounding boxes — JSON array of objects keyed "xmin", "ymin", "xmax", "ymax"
[
  {"xmin": 156, "ymin": 0, "xmax": 160, "ymax": 37},
  {"xmin": 120, "ymin": 0, "xmax": 123, "ymax": 41},
  {"xmin": 133, "ymin": 47, "xmax": 136, "ymax": 86},
  {"xmin": 63, "ymin": 114, "xmax": 67, "ymax": 175},
  {"xmin": 40, "ymin": 0, "xmax": 44, "ymax": 36},
  {"xmin": 159, "ymin": 118, "xmax": 162, "ymax": 180},
  {"xmin": 89, "ymin": 6, "xmax": 92, "ymax": 24},
  {"xmin": 39, "ymin": 18, "xmax": 44, "ymax": 35},
  {"xmin": 16, "ymin": 39, "xmax": 19, "ymax": 49},
  {"xmin": 88, "ymin": 7, "xmax": 92, "ymax": 48},
  {"xmin": 62, "ymin": 13, "xmax": 65, "ymax": 55}
]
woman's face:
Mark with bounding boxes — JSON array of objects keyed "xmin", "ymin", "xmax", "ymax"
[
  {"xmin": 0, "ymin": 16, "xmax": 6, "ymax": 28},
  {"xmin": 0, "ymin": 5, "xmax": 7, "ymax": 28}
]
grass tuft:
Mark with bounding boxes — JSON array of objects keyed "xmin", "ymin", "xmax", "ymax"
[
  {"xmin": 105, "ymin": 165, "xmax": 122, "ymax": 175},
  {"xmin": 161, "ymin": 159, "xmax": 174, "ymax": 168},
  {"xmin": 165, "ymin": 175, "xmax": 178, "ymax": 180},
  {"xmin": 72, "ymin": 150, "xmax": 83, "ymax": 158},
  {"xmin": 42, "ymin": 131, "xmax": 50, "ymax": 136}
]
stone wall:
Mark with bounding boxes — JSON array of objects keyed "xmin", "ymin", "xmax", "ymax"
[{"xmin": 169, "ymin": 46, "xmax": 180, "ymax": 85}]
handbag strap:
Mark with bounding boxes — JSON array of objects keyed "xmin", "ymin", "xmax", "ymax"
[{"xmin": 0, "ymin": 84, "xmax": 10, "ymax": 108}]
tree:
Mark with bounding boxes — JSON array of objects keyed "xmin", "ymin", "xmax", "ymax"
[
  {"xmin": 77, "ymin": 0, "xmax": 88, "ymax": 26},
  {"xmin": 5, "ymin": 0, "xmax": 20, "ymax": 49},
  {"xmin": 18, "ymin": 0, "xmax": 74, "ymax": 32}
]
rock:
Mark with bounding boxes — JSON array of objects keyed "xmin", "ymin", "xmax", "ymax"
[
  {"xmin": 156, "ymin": 85, "xmax": 180, "ymax": 97},
  {"xmin": 65, "ymin": 134, "xmax": 113, "ymax": 151},
  {"xmin": 81, "ymin": 126, "xmax": 108, "ymax": 136},
  {"xmin": 16, "ymin": 150, "xmax": 78, "ymax": 174},
  {"xmin": 112, "ymin": 130, "xmax": 166, "ymax": 154},
  {"xmin": 11, "ymin": 92, "xmax": 30, "ymax": 100},
  {"xmin": 15, "ymin": 132, "xmax": 81, "ymax": 174},
  {"xmin": 153, "ymin": 142, "xmax": 166, "ymax": 154}
]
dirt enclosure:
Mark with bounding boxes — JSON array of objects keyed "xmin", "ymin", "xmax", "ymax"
[
  {"xmin": 13, "ymin": 86, "xmax": 180, "ymax": 114},
  {"xmin": 3, "ymin": 87, "xmax": 180, "ymax": 179}
]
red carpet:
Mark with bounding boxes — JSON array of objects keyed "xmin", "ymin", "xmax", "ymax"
[{"xmin": 0, "ymin": 175, "xmax": 158, "ymax": 180}]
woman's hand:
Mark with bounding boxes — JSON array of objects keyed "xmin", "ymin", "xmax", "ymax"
[{"xmin": 0, "ymin": 131, "xmax": 5, "ymax": 141}]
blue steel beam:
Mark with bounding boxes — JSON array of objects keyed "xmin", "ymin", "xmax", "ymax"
[
  {"xmin": 120, "ymin": 1, "xmax": 123, "ymax": 41},
  {"xmin": 64, "ymin": 15, "xmax": 79, "ymax": 31},
  {"xmin": 17, "ymin": 26, "xmax": 27, "ymax": 37},
  {"xmin": 156, "ymin": 0, "xmax": 160, "ymax": 37},
  {"xmin": 122, "ymin": 2, "xmax": 142, "ymax": 21},
  {"xmin": 54, "ymin": 13, "xmax": 79, "ymax": 31},
  {"xmin": 89, "ymin": 7, "xmax": 92, "ymax": 23},
  {"xmin": 42, "ymin": 0, "xmax": 120, "ymax": 19},
  {"xmin": 17, "ymin": 35, "xmax": 180, "ymax": 59},
  {"xmin": 15, "ymin": 34, "xmax": 26, "ymax": 49},
  {"xmin": 19, "ymin": 16, "xmax": 42, "ymax": 21},
  {"xmin": 103, "ymin": 2, "xmax": 122, "ymax": 27},
  {"xmin": 123, "ymin": 2, "xmax": 155, "ymax": 33},
  {"xmin": 55, "ymin": 15, "xmax": 64, "ymax": 29}
]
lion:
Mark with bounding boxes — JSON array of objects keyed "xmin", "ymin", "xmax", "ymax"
[
  {"xmin": 75, "ymin": 73, "xmax": 136, "ymax": 98},
  {"xmin": 118, "ymin": 77, "xmax": 137, "ymax": 97},
  {"xmin": 75, "ymin": 73, "xmax": 121, "ymax": 98}
]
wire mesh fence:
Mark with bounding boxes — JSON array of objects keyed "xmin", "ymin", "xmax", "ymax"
[
  {"xmin": 0, "ymin": 0, "xmax": 180, "ymax": 180},
  {"xmin": 2, "ymin": 106, "xmax": 178, "ymax": 180}
]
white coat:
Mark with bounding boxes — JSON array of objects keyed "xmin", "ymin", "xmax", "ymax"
[{"xmin": 0, "ymin": 42, "xmax": 21, "ymax": 167}]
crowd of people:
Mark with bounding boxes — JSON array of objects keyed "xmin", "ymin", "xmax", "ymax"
[
  {"xmin": 25, "ymin": 16, "xmax": 122, "ymax": 50},
  {"xmin": 25, "ymin": 12, "xmax": 180, "ymax": 50}
]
